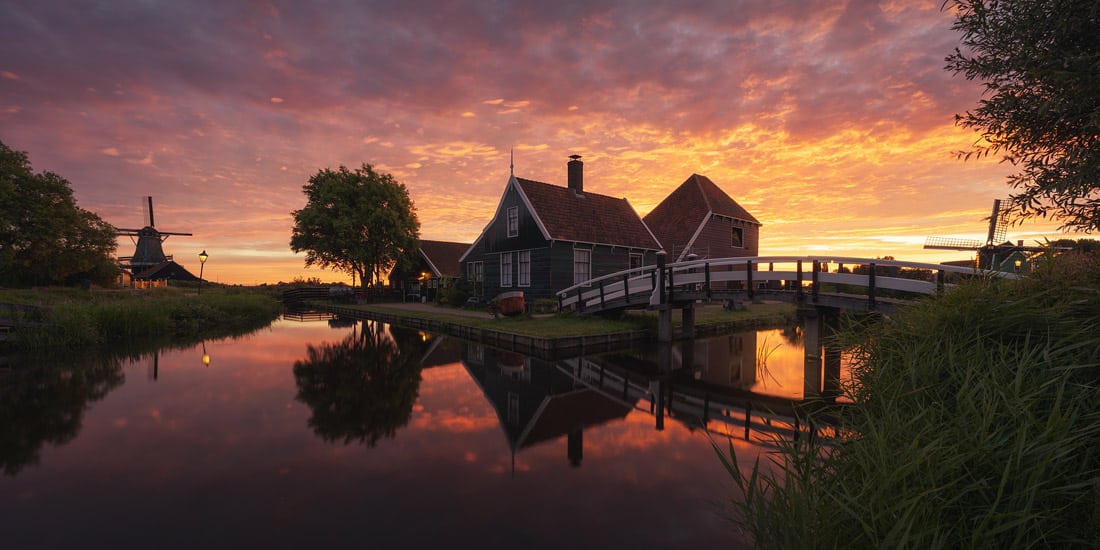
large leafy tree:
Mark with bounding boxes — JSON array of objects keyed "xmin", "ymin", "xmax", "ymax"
[
  {"xmin": 945, "ymin": 1, "xmax": 1100, "ymax": 231},
  {"xmin": 0, "ymin": 140, "xmax": 119, "ymax": 287},
  {"xmin": 290, "ymin": 164, "xmax": 420, "ymax": 286}
]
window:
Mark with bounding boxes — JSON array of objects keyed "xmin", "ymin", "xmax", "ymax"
[
  {"xmin": 574, "ymin": 249, "xmax": 592, "ymax": 286},
  {"xmin": 518, "ymin": 250, "xmax": 531, "ymax": 287},
  {"xmin": 507, "ymin": 206, "xmax": 519, "ymax": 237},
  {"xmin": 732, "ymin": 227, "xmax": 744, "ymax": 248},
  {"xmin": 500, "ymin": 253, "xmax": 513, "ymax": 287},
  {"xmin": 467, "ymin": 261, "xmax": 483, "ymax": 283},
  {"xmin": 629, "ymin": 253, "xmax": 643, "ymax": 270}
]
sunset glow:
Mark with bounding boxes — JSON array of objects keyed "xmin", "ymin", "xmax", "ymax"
[{"xmin": 1, "ymin": 2, "xmax": 1082, "ymax": 284}]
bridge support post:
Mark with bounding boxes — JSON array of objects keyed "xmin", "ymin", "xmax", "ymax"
[
  {"xmin": 656, "ymin": 251, "xmax": 673, "ymax": 342},
  {"xmin": 801, "ymin": 307, "xmax": 823, "ymax": 398},
  {"xmin": 682, "ymin": 302, "xmax": 695, "ymax": 339},
  {"xmin": 823, "ymin": 314, "xmax": 842, "ymax": 400}
]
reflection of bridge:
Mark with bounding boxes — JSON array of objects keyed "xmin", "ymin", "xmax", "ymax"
[{"xmin": 558, "ymin": 255, "xmax": 1017, "ymax": 315}]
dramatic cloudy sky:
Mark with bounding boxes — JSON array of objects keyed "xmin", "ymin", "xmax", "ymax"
[{"xmin": 0, "ymin": 1, "xmax": 1079, "ymax": 284}]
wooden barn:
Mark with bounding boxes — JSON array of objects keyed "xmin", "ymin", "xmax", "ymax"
[
  {"xmin": 387, "ymin": 239, "xmax": 471, "ymax": 302},
  {"xmin": 643, "ymin": 173, "xmax": 761, "ymax": 262},
  {"xmin": 460, "ymin": 155, "xmax": 662, "ymax": 304}
]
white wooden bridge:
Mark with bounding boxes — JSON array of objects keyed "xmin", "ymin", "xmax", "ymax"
[{"xmin": 557, "ymin": 255, "xmax": 1017, "ymax": 316}]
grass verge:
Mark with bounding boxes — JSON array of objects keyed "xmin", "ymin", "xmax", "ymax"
[{"xmin": 2, "ymin": 286, "xmax": 283, "ymax": 350}]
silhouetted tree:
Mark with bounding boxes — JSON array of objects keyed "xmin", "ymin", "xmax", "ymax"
[
  {"xmin": 290, "ymin": 164, "xmax": 419, "ymax": 286},
  {"xmin": 946, "ymin": 1, "xmax": 1100, "ymax": 231},
  {"xmin": 0, "ymin": 140, "xmax": 119, "ymax": 287}
]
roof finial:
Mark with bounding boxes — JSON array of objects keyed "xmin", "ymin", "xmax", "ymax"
[{"xmin": 510, "ymin": 148, "xmax": 514, "ymax": 176}]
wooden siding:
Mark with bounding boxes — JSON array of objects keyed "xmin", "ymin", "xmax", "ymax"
[{"xmin": 687, "ymin": 215, "xmax": 760, "ymax": 259}]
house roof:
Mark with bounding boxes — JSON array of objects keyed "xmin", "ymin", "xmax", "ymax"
[
  {"xmin": 134, "ymin": 260, "xmax": 200, "ymax": 281},
  {"xmin": 419, "ymin": 240, "xmax": 469, "ymax": 277},
  {"xmin": 515, "ymin": 177, "xmax": 660, "ymax": 250},
  {"xmin": 643, "ymin": 174, "xmax": 760, "ymax": 259}
]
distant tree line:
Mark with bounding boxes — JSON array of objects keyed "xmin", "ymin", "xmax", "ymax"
[{"xmin": 0, "ymin": 139, "xmax": 118, "ymax": 287}]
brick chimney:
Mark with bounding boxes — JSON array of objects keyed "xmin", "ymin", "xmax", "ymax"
[{"xmin": 567, "ymin": 154, "xmax": 583, "ymax": 195}]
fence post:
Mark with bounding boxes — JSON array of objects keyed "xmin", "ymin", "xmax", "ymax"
[
  {"xmin": 812, "ymin": 260, "xmax": 820, "ymax": 302},
  {"xmin": 623, "ymin": 273, "xmax": 630, "ymax": 303},
  {"xmin": 599, "ymin": 280, "xmax": 606, "ymax": 309},
  {"xmin": 797, "ymin": 260, "xmax": 804, "ymax": 299},
  {"xmin": 704, "ymin": 262, "xmax": 711, "ymax": 299},
  {"xmin": 937, "ymin": 269, "xmax": 945, "ymax": 293},
  {"xmin": 746, "ymin": 260, "xmax": 754, "ymax": 300},
  {"xmin": 656, "ymin": 252, "xmax": 667, "ymax": 305},
  {"xmin": 867, "ymin": 262, "xmax": 877, "ymax": 310}
]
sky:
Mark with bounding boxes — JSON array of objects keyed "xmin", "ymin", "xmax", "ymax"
[{"xmin": 0, "ymin": 1, "xmax": 1083, "ymax": 285}]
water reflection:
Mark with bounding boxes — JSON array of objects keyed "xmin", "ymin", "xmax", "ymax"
[
  {"xmin": 292, "ymin": 321, "xmax": 431, "ymax": 446},
  {"xmin": 461, "ymin": 344, "xmax": 633, "ymax": 469},
  {"xmin": 0, "ymin": 353, "xmax": 124, "ymax": 476}
]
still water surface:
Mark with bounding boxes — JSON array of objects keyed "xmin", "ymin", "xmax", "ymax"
[{"xmin": 1, "ymin": 315, "xmax": 832, "ymax": 549}]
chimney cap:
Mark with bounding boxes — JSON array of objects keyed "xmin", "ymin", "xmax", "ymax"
[{"xmin": 568, "ymin": 154, "xmax": 582, "ymax": 161}]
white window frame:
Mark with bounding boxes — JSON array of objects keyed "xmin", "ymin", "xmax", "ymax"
[
  {"xmin": 500, "ymin": 253, "xmax": 513, "ymax": 287},
  {"xmin": 574, "ymin": 249, "xmax": 592, "ymax": 286},
  {"xmin": 467, "ymin": 261, "xmax": 483, "ymax": 283},
  {"xmin": 518, "ymin": 250, "xmax": 531, "ymax": 287},
  {"xmin": 507, "ymin": 206, "xmax": 519, "ymax": 237},
  {"xmin": 629, "ymin": 253, "xmax": 643, "ymax": 270},
  {"xmin": 732, "ymin": 226, "xmax": 744, "ymax": 248}
]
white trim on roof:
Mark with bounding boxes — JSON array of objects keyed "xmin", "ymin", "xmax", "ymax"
[
  {"xmin": 623, "ymin": 197, "xmax": 663, "ymax": 251},
  {"xmin": 419, "ymin": 249, "xmax": 442, "ymax": 277},
  {"xmin": 459, "ymin": 175, "xmax": 551, "ymax": 262},
  {"xmin": 678, "ymin": 211, "xmax": 713, "ymax": 262}
]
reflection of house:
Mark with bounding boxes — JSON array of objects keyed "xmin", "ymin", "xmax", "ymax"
[
  {"xmin": 684, "ymin": 332, "xmax": 758, "ymax": 389},
  {"xmin": 643, "ymin": 174, "xmax": 760, "ymax": 262},
  {"xmin": 461, "ymin": 343, "xmax": 632, "ymax": 467},
  {"xmin": 388, "ymin": 240, "xmax": 471, "ymax": 301},
  {"xmin": 460, "ymin": 156, "xmax": 662, "ymax": 303}
]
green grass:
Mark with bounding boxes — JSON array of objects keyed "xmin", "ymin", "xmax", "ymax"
[
  {"xmin": 2, "ymin": 286, "xmax": 283, "ymax": 349},
  {"xmin": 329, "ymin": 301, "xmax": 795, "ymax": 339},
  {"xmin": 716, "ymin": 252, "xmax": 1100, "ymax": 548}
]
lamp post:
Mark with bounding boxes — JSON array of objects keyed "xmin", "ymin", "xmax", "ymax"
[
  {"xmin": 1014, "ymin": 259, "xmax": 1022, "ymax": 274},
  {"xmin": 198, "ymin": 250, "xmax": 208, "ymax": 295}
]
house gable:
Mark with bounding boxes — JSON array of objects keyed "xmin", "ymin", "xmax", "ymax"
[{"xmin": 644, "ymin": 173, "xmax": 761, "ymax": 261}]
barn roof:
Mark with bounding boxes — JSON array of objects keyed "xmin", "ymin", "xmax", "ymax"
[
  {"xmin": 643, "ymin": 174, "xmax": 760, "ymax": 258},
  {"xmin": 419, "ymin": 240, "xmax": 470, "ymax": 278},
  {"xmin": 515, "ymin": 177, "xmax": 660, "ymax": 250}
]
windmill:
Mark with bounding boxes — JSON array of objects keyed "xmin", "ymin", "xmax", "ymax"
[
  {"xmin": 115, "ymin": 196, "xmax": 194, "ymax": 277},
  {"xmin": 924, "ymin": 199, "xmax": 1041, "ymax": 271}
]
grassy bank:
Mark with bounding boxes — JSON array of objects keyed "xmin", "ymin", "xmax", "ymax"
[
  {"xmin": 719, "ymin": 252, "xmax": 1100, "ymax": 547},
  {"xmin": 2, "ymin": 286, "xmax": 283, "ymax": 350},
  {"xmin": 332, "ymin": 301, "xmax": 795, "ymax": 339}
]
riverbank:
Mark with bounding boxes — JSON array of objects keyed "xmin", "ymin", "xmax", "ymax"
[
  {"xmin": 0, "ymin": 286, "xmax": 283, "ymax": 350},
  {"xmin": 315, "ymin": 300, "xmax": 796, "ymax": 358}
]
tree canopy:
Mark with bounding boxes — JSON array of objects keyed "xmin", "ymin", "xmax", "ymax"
[
  {"xmin": 290, "ymin": 164, "xmax": 420, "ymax": 286},
  {"xmin": 0, "ymin": 140, "xmax": 119, "ymax": 287},
  {"xmin": 945, "ymin": 0, "xmax": 1100, "ymax": 232}
]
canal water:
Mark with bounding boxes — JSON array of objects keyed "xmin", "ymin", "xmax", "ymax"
[{"xmin": 0, "ymin": 315, "xmax": 843, "ymax": 548}]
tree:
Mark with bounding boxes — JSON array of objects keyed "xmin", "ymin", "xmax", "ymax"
[
  {"xmin": 290, "ymin": 164, "xmax": 420, "ymax": 286},
  {"xmin": 945, "ymin": 0, "xmax": 1100, "ymax": 232},
  {"xmin": 0, "ymin": 140, "xmax": 119, "ymax": 287}
]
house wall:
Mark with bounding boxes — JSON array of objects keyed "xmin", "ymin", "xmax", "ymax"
[{"xmin": 687, "ymin": 215, "xmax": 760, "ymax": 259}]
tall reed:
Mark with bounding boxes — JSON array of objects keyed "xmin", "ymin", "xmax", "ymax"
[{"xmin": 717, "ymin": 253, "xmax": 1100, "ymax": 548}]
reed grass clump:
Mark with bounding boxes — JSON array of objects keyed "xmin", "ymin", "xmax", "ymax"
[
  {"xmin": 10, "ymin": 289, "xmax": 282, "ymax": 349},
  {"xmin": 719, "ymin": 253, "xmax": 1100, "ymax": 548}
]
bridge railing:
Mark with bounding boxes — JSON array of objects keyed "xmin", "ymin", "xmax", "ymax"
[{"xmin": 557, "ymin": 256, "xmax": 1018, "ymax": 313}]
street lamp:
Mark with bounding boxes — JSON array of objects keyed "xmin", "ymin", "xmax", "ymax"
[
  {"xmin": 198, "ymin": 250, "xmax": 209, "ymax": 295},
  {"xmin": 1014, "ymin": 259, "xmax": 1022, "ymax": 274}
]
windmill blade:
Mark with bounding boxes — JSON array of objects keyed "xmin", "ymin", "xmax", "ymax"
[
  {"xmin": 986, "ymin": 198, "xmax": 1010, "ymax": 245},
  {"xmin": 145, "ymin": 196, "xmax": 155, "ymax": 227},
  {"xmin": 157, "ymin": 231, "xmax": 193, "ymax": 236},
  {"xmin": 924, "ymin": 236, "xmax": 983, "ymax": 250}
]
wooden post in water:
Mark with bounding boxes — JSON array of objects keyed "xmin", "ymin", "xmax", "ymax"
[
  {"xmin": 657, "ymin": 251, "xmax": 673, "ymax": 342},
  {"xmin": 802, "ymin": 308, "xmax": 823, "ymax": 398}
]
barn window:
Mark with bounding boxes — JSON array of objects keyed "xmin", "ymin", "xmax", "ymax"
[
  {"xmin": 518, "ymin": 250, "xmax": 531, "ymax": 287},
  {"xmin": 467, "ymin": 261, "xmax": 483, "ymax": 283},
  {"xmin": 500, "ymin": 253, "xmax": 513, "ymax": 287},
  {"xmin": 732, "ymin": 227, "xmax": 744, "ymax": 248},
  {"xmin": 507, "ymin": 206, "xmax": 519, "ymax": 237},
  {"xmin": 574, "ymin": 249, "xmax": 591, "ymax": 286},
  {"xmin": 629, "ymin": 253, "xmax": 643, "ymax": 270}
]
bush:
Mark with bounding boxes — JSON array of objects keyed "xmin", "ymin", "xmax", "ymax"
[{"xmin": 436, "ymin": 284, "xmax": 468, "ymax": 308}]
